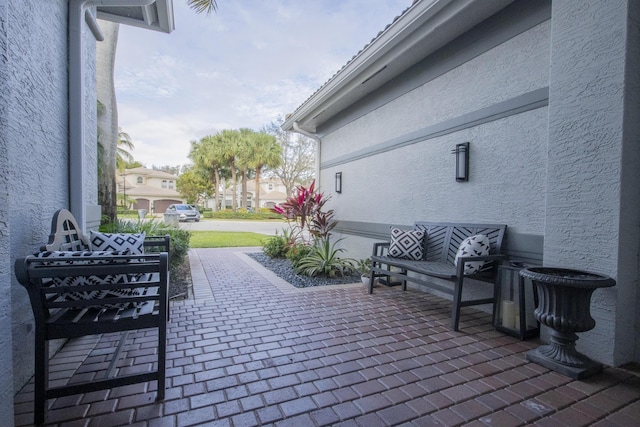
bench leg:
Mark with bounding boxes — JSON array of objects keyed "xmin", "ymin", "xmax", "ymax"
[
  {"xmin": 368, "ymin": 269, "xmax": 375, "ymax": 294},
  {"xmin": 451, "ymin": 276, "xmax": 464, "ymax": 331},
  {"xmin": 157, "ymin": 321, "xmax": 167, "ymax": 401},
  {"xmin": 34, "ymin": 332, "xmax": 48, "ymax": 425}
]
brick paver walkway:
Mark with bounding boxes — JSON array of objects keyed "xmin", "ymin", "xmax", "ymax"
[{"xmin": 14, "ymin": 247, "xmax": 640, "ymax": 426}]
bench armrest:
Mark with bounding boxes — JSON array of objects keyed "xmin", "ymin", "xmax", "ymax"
[
  {"xmin": 455, "ymin": 254, "xmax": 508, "ymax": 276},
  {"xmin": 144, "ymin": 235, "xmax": 171, "ymax": 253},
  {"xmin": 372, "ymin": 242, "xmax": 390, "ymax": 257}
]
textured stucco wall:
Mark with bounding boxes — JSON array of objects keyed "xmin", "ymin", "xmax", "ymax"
[
  {"xmin": 8, "ymin": 0, "xmax": 70, "ymax": 394},
  {"xmin": 321, "ymin": 20, "xmax": 550, "ymax": 237},
  {"xmin": 5, "ymin": 0, "xmax": 100, "ymax": 400},
  {"xmin": 545, "ymin": 0, "xmax": 639, "ymax": 366},
  {"xmin": 0, "ymin": 0, "xmax": 13, "ymax": 424},
  {"xmin": 324, "ymin": 21, "xmax": 551, "ymax": 160}
]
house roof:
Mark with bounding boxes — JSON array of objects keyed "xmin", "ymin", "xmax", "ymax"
[
  {"xmin": 126, "ymin": 167, "xmax": 179, "ymax": 180},
  {"xmin": 96, "ymin": 0, "xmax": 174, "ymax": 34},
  {"xmin": 124, "ymin": 184, "xmax": 181, "ymax": 197},
  {"xmin": 282, "ymin": 0, "xmax": 514, "ymax": 134}
]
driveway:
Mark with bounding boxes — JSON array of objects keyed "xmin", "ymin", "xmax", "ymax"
[{"xmin": 177, "ymin": 219, "xmax": 286, "ymax": 236}]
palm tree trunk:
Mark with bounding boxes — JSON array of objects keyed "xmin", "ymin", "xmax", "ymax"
[
  {"xmin": 96, "ymin": 20, "xmax": 119, "ymax": 223},
  {"xmin": 254, "ymin": 168, "xmax": 262, "ymax": 209}
]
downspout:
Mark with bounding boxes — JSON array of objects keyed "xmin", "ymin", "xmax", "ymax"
[
  {"xmin": 292, "ymin": 122, "xmax": 322, "ymax": 188},
  {"xmin": 69, "ymin": 0, "xmax": 154, "ymax": 231}
]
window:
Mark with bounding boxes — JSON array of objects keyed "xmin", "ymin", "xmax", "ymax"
[
  {"xmin": 169, "ymin": 180, "xmax": 174, "ymax": 189},
  {"xmin": 137, "ymin": 177, "xmax": 143, "ymax": 184},
  {"xmin": 162, "ymin": 180, "xmax": 167, "ymax": 188},
  {"xmin": 268, "ymin": 184, "xmax": 273, "ymax": 190}
]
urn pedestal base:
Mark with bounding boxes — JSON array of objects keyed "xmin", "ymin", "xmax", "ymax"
[{"xmin": 526, "ymin": 331, "xmax": 604, "ymax": 379}]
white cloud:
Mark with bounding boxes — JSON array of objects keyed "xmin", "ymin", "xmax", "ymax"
[{"xmin": 114, "ymin": 0, "xmax": 413, "ymax": 167}]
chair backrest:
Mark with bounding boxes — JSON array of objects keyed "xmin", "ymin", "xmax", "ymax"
[
  {"xmin": 413, "ymin": 222, "xmax": 507, "ymax": 266},
  {"xmin": 42, "ymin": 209, "xmax": 90, "ymax": 252}
]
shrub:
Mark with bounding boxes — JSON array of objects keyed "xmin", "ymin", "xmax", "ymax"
[
  {"xmin": 100, "ymin": 218, "xmax": 190, "ymax": 270},
  {"xmin": 262, "ymin": 234, "xmax": 288, "ymax": 258},
  {"xmin": 286, "ymin": 243, "xmax": 313, "ymax": 268}
]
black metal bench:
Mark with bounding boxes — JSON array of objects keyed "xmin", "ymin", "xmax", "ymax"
[
  {"xmin": 14, "ymin": 209, "xmax": 170, "ymax": 425},
  {"xmin": 369, "ymin": 222, "xmax": 507, "ymax": 331}
]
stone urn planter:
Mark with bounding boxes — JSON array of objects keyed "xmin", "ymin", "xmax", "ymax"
[{"xmin": 519, "ymin": 267, "xmax": 615, "ymax": 379}]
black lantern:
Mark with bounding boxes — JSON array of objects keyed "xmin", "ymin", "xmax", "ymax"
[
  {"xmin": 494, "ymin": 262, "xmax": 539, "ymax": 340},
  {"xmin": 452, "ymin": 142, "xmax": 469, "ymax": 182},
  {"xmin": 335, "ymin": 172, "xmax": 342, "ymax": 193}
]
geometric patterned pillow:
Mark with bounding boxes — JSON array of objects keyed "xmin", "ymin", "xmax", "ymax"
[
  {"xmin": 90, "ymin": 231, "xmax": 146, "ymax": 254},
  {"xmin": 388, "ymin": 227, "xmax": 425, "ymax": 260},
  {"xmin": 454, "ymin": 234, "xmax": 490, "ymax": 275},
  {"xmin": 33, "ymin": 250, "xmax": 141, "ymax": 309}
]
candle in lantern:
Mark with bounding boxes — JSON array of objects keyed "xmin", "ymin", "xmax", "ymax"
[{"xmin": 502, "ymin": 300, "xmax": 515, "ymax": 329}]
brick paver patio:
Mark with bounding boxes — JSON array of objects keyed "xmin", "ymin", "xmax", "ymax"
[{"xmin": 14, "ymin": 247, "xmax": 640, "ymax": 426}]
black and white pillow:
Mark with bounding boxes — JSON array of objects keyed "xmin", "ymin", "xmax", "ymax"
[
  {"xmin": 454, "ymin": 234, "xmax": 490, "ymax": 275},
  {"xmin": 90, "ymin": 230, "xmax": 146, "ymax": 254},
  {"xmin": 34, "ymin": 250, "xmax": 141, "ymax": 309},
  {"xmin": 388, "ymin": 227, "xmax": 425, "ymax": 260}
]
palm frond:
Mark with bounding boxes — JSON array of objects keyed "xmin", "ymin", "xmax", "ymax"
[{"xmin": 187, "ymin": 0, "xmax": 218, "ymax": 15}]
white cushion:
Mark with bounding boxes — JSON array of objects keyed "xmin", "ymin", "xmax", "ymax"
[
  {"xmin": 455, "ymin": 234, "xmax": 490, "ymax": 275},
  {"xmin": 388, "ymin": 227, "xmax": 425, "ymax": 260},
  {"xmin": 90, "ymin": 231, "xmax": 146, "ymax": 254}
]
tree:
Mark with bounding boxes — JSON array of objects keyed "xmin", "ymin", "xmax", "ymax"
[
  {"xmin": 177, "ymin": 168, "xmax": 212, "ymax": 204},
  {"xmin": 263, "ymin": 117, "xmax": 316, "ymax": 196},
  {"xmin": 116, "ymin": 127, "xmax": 135, "ymax": 171},
  {"xmin": 189, "ymin": 135, "xmax": 229, "ymax": 211},
  {"xmin": 215, "ymin": 129, "xmax": 242, "ymax": 211},
  {"xmin": 246, "ymin": 131, "xmax": 281, "ymax": 209},
  {"xmin": 187, "ymin": 0, "xmax": 218, "ymax": 14},
  {"xmin": 96, "ymin": 21, "xmax": 120, "ymax": 224}
]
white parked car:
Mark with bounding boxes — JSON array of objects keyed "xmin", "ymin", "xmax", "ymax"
[{"xmin": 165, "ymin": 204, "xmax": 200, "ymax": 222}]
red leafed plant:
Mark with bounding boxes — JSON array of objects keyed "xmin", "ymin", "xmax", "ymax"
[{"xmin": 271, "ymin": 180, "xmax": 334, "ymax": 244}]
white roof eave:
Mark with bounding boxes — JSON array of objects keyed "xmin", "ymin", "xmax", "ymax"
[
  {"xmin": 283, "ymin": 0, "xmax": 514, "ymax": 134},
  {"xmin": 96, "ymin": 0, "xmax": 175, "ymax": 34}
]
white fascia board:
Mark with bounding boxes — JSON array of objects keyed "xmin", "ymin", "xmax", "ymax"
[{"xmin": 283, "ymin": 0, "xmax": 513, "ymax": 133}]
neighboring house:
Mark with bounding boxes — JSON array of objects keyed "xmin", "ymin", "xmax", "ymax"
[
  {"xmin": 283, "ymin": 0, "xmax": 640, "ymax": 369},
  {"xmin": 1, "ymin": 1, "xmax": 174, "ymax": 424},
  {"xmin": 120, "ymin": 167, "xmax": 184, "ymax": 214},
  {"xmin": 206, "ymin": 177, "xmax": 290, "ymax": 210}
]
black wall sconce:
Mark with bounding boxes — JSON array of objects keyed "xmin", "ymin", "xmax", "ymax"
[
  {"xmin": 335, "ymin": 172, "xmax": 342, "ymax": 193},
  {"xmin": 452, "ymin": 142, "xmax": 469, "ymax": 182}
]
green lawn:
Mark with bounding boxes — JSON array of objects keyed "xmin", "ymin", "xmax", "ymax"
[{"xmin": 189, "ymin": 230, "xmax": 269, "ymax": 248}]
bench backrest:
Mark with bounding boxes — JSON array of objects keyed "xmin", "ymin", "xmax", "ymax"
[
  {"xmin": 413, "ymin": 222, "xmax": 507, "ymax": 266},
  {"xmin": 43, "ymin": 209, "xmax": 90, "ymax": 251}
]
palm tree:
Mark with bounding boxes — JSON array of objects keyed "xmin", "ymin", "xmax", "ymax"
[
  {"xmin": 116, "ymin": 127, "xmax": 135, "ymax": 171},
  {"xmin": 187, "ymin": 0, "xmax": 218, "ymax": 14},
  {"xmin": 215, "ymin": 129, "xmax": 241, "ymax": 211},
  {"xmin": 247, "ymin": 132, "xmax": 282, "ymax": 210}
]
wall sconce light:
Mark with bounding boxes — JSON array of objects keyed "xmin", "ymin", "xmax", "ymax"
[
  {"xmin": 335, "ymin": 172, "xmax": 342, "ymax": 193},
  {"xmin": 452, "ymin": 142, "xmax": 469, "ymax": 182}
]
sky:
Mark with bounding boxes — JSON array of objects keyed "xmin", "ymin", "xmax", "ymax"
[{"xmin": 114, "ymin": 0, "xmax": 413, "ymax": 168}]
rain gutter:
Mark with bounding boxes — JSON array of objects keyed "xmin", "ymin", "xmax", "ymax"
[{"xmin": 69, "ymin": 0, "xmax": 155, "ymax": 231}]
